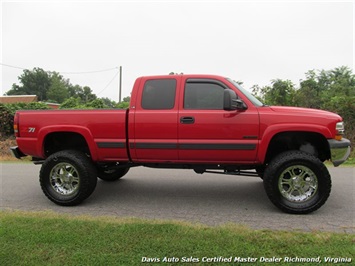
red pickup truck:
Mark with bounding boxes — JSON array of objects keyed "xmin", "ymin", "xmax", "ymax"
[{"xmin": 11, "ymin": 74, "xmax": 351, "ymax": 214}]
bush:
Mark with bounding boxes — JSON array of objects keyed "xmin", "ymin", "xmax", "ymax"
[
  {"xmin": 0, "ymin": 104, "xmax": 15, "ymax": 137},
  {"xmin": 0, "ymin": 102, "xmax": 49, "ymax": 137},
  {"xmin": 59, "ymin": 97, "xmax": 84, "ymax": 109}
]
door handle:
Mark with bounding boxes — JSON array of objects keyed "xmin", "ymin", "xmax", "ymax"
[{"xmin": 180, "ymin": 117, "xmax": 195, "ymax": 124}]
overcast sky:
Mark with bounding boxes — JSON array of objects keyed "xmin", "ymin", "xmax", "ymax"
[{"xmin": 1, "ymin": 0, "xmax": 354, "ymax": 101}]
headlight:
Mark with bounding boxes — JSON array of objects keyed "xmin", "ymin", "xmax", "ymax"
[{"xmin": 335, "ymin": 122, "xmax": 344, "ymax": 140}]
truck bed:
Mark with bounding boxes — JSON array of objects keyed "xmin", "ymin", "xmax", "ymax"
[{"xmin": 15, "ymin": 109, "xmax": 129, "ymax": 162}]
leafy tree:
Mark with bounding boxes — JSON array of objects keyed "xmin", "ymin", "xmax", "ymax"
[
  {"xmin": 60, "ymin": 97, "xmax": 83, "ymax": 109},
  {"xmin": 68, "ymin": 85, "xmax": 96, "ymax": 103},
  {"xmin": 5, "ymin": 68, "xmax": 97, "ymax": 104},
  {"xmin": 252, "ymin": 66, "xmax": 355, "ymax": 152},
  {"xmin": 47, "ymin": 72, "xmax": 69, "ymax": 103},
  {"xmin": 254, "ymin": 79, "xmax": 295, "ymax": 106},
  {"xmin": 122, "ymin": 96, "xmax": 131, "ymax": 103},
  {"xmin": 6, "ymin": 68, "xmax": 51, "ymax": 101},
  {"xmin": 294, "ymin": 70, "xmax": 323, "ymax": 108},
  {"xmin": 68, "ymin": 85, "xmax": 83, "ymax": 99},
  {"xmin": 100, "ymin": 97, "xmax": 118, "ymax": 108},
  {"xmin": 324, "ymin": 66, "xmax": 355, "ymax": 98},
  {"xmin": 82, "ymin": 86, "xmax": 97, "ymax": 102},
  {"xmin": 85, "ymin": 99, "xmax": 106, "ymax": 109},
  {"xmin": 117, "ymin": 96, "xmax": 130, "ymax": 109}
]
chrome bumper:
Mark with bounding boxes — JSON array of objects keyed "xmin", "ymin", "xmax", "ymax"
[{"xmin": 328, "ymin": 138, "xmax": 351, "ymax": 167}]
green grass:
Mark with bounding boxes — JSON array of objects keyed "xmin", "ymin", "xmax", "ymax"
[
  {"xmin": 1, "ymin": 211, "xmax": 354, "ymax": 265},
  {"xmin": 343, "ymin": 156, "xmax": 355, "ymax": 165}
]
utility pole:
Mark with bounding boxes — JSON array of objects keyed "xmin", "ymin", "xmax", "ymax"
[{"xmin": 119, "ymin": 66, "xmax": 122, "ymax": 103}]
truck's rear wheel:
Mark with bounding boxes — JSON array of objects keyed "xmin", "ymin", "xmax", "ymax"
[
  {"xmin": 263, "ymin": 151, "xmax": 331, "ymax": 214},
  {"xmin": 97, "ymin": 167, "xmax": 129, "ymax": 182},
  {"xmin": 40, "ymin": 150, "xmax": 97, "ymax": 206}
]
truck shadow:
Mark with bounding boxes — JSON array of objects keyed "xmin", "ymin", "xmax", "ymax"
[{"xmin": 88, "ymin": 170, "xmax": 276, "ymax": 220}]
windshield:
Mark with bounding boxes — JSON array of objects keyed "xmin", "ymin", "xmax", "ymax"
[{"xmin": 226, "ymin": 78, "xmax": 264, "ymax": 107}]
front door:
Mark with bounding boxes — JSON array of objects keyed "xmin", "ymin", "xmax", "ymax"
[{"xmin": 178, "ymin": 78, "xmax": 259, "ymax": 163}]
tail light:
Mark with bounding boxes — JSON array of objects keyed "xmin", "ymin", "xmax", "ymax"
[{"xmin": 13, "ymin": 113, "xmax": 19, "ymax": 137}]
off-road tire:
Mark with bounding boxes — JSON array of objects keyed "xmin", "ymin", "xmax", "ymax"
[
  {"xmin": 40, "ymin": 150, "xmax": 97, "ymax": 206},
  {"xmin": 263, "ymin": 150, "xmax": 331, "ymax": 214}
]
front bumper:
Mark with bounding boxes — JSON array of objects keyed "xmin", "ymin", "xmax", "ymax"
[
  {"xmin": 10, "ymin": 146, "xmax": 26, "ymax": 159},
  {"xmin": 328, "ymin": 138, "xmax": 351, "ymax": 167}
]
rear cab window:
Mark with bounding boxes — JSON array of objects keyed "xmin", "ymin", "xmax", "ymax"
[{"xmin": 141, "ymin": 79, "xmax": 177, "ymax": 110}]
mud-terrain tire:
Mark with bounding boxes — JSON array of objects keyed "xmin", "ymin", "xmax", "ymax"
[
  {"xmin": 263, "ymin": 151, "xmax": 331, "ymax": 214},
  {"xmin": 40, "ymin": 150, "xmax": 97, "ymax": 206},
  {"xmin": 98, "ymin": 167, "xmax": 129, "ymax": 182}
]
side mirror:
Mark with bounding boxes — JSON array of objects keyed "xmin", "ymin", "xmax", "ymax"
[{"xmin": 223, "ymin": 89, "xmax": 247, "ymax": 111}]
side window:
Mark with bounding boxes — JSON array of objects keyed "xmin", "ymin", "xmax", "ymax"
[
  {"xmin": 184, "ymin": 82, "xmax": 225, "ymax": 109},
  {"xmin": 141, "ymin": 79, "xmax": 176, "ymax": 110}
]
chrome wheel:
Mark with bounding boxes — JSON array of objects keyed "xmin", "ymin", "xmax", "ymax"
[
  {"xmin": 264, "ymin": 151, "xmax": 331, "ymax": 214},
  {"xmin": 50, "ymin": 162, "xmax": 80, "ymax": 196},
  {"xmin": 278, "ymin": 165, "xmax": 318, "ymax": 203}
]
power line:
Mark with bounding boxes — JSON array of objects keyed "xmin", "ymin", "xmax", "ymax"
[
  {"xmin": 0, "ymin": 62, "xmax": 118, "ymax": 75},
  {"xmin": 60, "ymin": 67, "xmax": 118, "ymax": 74},
  {"xmin": 1, "ymin": 62, "xmax": 122, "ymax": 98},
  {"xmin": 97, "ymin": 71, "xmax": 119, "ymax": 96},
  {"xmin": 0, "ymin": 63, "xmax": 26, "ymax": 70}
]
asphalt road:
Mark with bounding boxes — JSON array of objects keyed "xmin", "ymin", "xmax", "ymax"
[{"xmin": 1, "ymin": 163, "xmax": 354, "ymax": 233}]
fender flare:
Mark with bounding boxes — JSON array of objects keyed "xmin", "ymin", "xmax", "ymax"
[
  {"xmin": 36, "ymin": 125, "xmax": 98, "ymax": 161},
  {"xmin": 257, "ymin": 124, "xmax": 332, "ymax": 163}
]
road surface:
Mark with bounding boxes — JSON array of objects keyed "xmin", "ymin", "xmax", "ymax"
[{"xmin": 1, "ymin": 163, "xmax": 354, "ymax": 233}]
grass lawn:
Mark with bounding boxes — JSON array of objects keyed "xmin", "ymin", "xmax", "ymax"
[{"xmin": 1, "ymin": 210, "xmax": 354, "ymax": 265}]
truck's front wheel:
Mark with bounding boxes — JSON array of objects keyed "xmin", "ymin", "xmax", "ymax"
[
  {"xmin": 40, "ymin": 150, "xmax": 97, "ymax": 206},
  {"xmin": 263, "ymin": 151, "xmax": 331, "ymax": 214}
]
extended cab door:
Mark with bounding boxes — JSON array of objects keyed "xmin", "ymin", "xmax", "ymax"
[
  {"xmin": 129, "ymin": 76, "xmax": 180, "ymax": 162},
  {"xmin": 178, "ymin": 77, "xmax": 259, "ymax": 163}
]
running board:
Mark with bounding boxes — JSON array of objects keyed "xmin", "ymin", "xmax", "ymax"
[{"xmin": 204, "ymin": 170, "xmax": 259, "ymax": 177}]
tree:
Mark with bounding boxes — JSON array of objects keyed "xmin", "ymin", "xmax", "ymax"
[
  {"xmin": 82, "ymin": 86, "xmax": 97, "ymax": 102},
  {"xmin": 5, "ymin": 68, "xmax": 51, "ymax": 101},
  {"xmin": 5, "ymin": 68, "xmax": 98, "ymax": 104},
  {"xmin": 68, "ymin": 84, "xmax": 97, "ymax": 103},
  {"xmin": 117, "ymin": 96, "xmax": 130, "ymax": 109},
  {"xmin": 85, "ymin": 98, "xmax": 106, "ymax": 109},
  {"xmin": 100, "ymin": 97, "xmax": 118, "ymax": 108},
  {"xmin": 60, "ymin": 97, "xmax": 83, "ymax": 109},
  {"xmin": 294, "ymin": 70, "xmax": 323, "ymax": 108},
  {"xmin": 47, "ymin": 72, "xmax": 69, "ymax": 103},
  {"xmin": 257, "ymin": 79, "xmax": 296, "ymax": 106},
  {"xmin": 68, "ymin": 84, "xmax": 84, "ymax": 99},
  {"xmin": 122, "ymin": 96, "xmax": 131, "ymax": 103},
  {"xmin": 254, "ymin": 66, "xmax": 355, "ymax": 150},
  {"xmin": 324, "ymin": 66, "xmax": 355, "ymax": 98}
]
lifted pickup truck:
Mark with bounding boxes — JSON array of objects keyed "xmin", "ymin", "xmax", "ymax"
[{"xmin": 11, "ymin": 74, "xmax": 351, "ymax": 214}]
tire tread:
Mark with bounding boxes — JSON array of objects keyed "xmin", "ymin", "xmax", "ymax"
[{"xmin": 263, "ymin": 151, "xmax": 331, "ymax": 214}]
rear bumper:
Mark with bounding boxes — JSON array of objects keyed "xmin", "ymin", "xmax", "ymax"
[
  {"xmin": 10, "ymin": 146, "xmax": 26, "ymax": 159},
  {"xmin": 328, "ymin": 138, "xmax": 351, "ymax": 167}
]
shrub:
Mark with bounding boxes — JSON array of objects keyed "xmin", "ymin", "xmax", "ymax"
[
  {"xmin": 0, "ymin": 104, "xmax": 15, "ymax": 137},
  {"xmin": 0, "ymin": 102, "xmax": 49, "ymax": 137}
]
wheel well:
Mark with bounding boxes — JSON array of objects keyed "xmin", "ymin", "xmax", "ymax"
[
  {"xmin": 43, "ymin": 132, "xmax": 90, "ymax": 157},
  {"xmin": 264, "ymin": 132, "xmax": 330, "ymax": 164}
]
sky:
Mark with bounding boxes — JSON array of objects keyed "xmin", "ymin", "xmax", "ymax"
[{"xmin": 1, "ymin": 0, "xmax": 354, "ymax": 102}]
